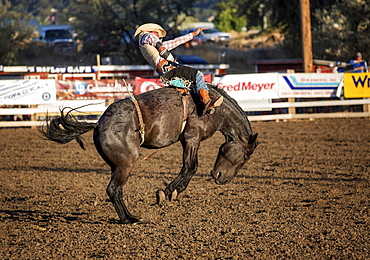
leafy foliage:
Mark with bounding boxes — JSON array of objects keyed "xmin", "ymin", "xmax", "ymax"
[
  {"xmin": 1, "ymin": 0, "xmax": 370, "ymax": 65},
  {"xmin": 215, "ymin": 1, "xmax": 247, "ymax": 32},
  {"xmin": 218, "ymin": 0, "xmax": 370, "ymax": 61},
  {"xmin": 311, "ymin": 0, "xmax": 370, "ymax": 61},
  {"xmin": 0, "ymin": 1, "xmax": 37, "ymax": 65},
  {"xmin": 69, "ymin": 0, "xmax": 197, "ymax": 64},
  {"xmin": 1, "ymin": 0, "xmax": 197, "ymax": 65}
]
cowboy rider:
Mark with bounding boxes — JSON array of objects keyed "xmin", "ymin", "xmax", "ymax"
[{"xmin": 134, "ymin": 23, "xmax": 223, "ymax": 114}]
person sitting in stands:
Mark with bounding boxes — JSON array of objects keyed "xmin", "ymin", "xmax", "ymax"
[{"xmin": 350, "ymin": 52, "xmax": 367, "ymax": 72}]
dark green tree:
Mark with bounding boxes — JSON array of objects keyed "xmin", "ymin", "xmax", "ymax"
[
  {"xmin": 71, "ymin": 0, "xmax": 197, "ymax": 64},
  {"xmin": 216, "ymin": 0, "xmax": 370, "ymax": 61},
  {"xmin": 0, "ymin": 1, "xmax": 37, "ymax": 65},
  {"xmin": 214, "ymin": 1, "xmax": 247, "ymax": 32},
  {"xmin": 311, "ymin": 0, "xmax": 370, "ymax": 61}
]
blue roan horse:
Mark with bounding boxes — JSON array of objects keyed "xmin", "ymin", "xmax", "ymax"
[{"xmin": 41, "ymin": 85, "xmax": 258, "ymax": 224}]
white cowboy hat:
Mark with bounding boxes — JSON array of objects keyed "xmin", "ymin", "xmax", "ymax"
[{"xmin": 134, "ymin": 23, "xmax": 167, "ymax": 39}]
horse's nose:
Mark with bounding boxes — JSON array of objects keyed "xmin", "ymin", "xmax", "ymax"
[
  {"xmin": 218, "ymin": 178, "xmax": 229, "ymax": 185},
  {"xmin": 211, "ymin": 170, "xmax": 221, "ymax": 180},
  {"xmin": 211, "ymin": 171, "xmax": 229, "ymax": 185}
]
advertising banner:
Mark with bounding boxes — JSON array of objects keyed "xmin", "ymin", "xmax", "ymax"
[
  {"xmin": 0, "ymin": 79, "xmax": 56, "ymax": 105},
  {"xmin": 214, "ymin": 73, "xmax": 279, "ymax": 102},
  {"xmin": 27, "ymin": 66, "xmax": 95, "ymax": 74},
  {"xmin": 134, "ymin": 77, "xmax": 163, "ymax": 95},
  {"xmin": 343, "ymin": 73, "xmax": 370, "ymax": 98},
  {"xmin": 56, "ymin": 79, "xmax": 134, "ymax": 99},
  {"xmin": 135, "ymin": 75, "xmax": 276, "ymax": 111},
  {"xmin": 278, "ymin": 73, "xmax": 343, "ymax": 98}
]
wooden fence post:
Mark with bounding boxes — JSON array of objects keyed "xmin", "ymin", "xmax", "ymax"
[
  {"xmin": 288, "ymin": 98, "xmax": 296, "ymax": 115},
  {"xmin": 364, "ymin": 99, "xmax": 370, "ymax": 113},
  {"xmin": 31, "ymin": 105, "xmax": 37, "ymax": 129}
]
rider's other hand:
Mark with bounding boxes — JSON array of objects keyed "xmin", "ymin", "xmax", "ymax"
[{"xmin": 192, "ymin": 27, "xmax": 206, "ymax": 36}]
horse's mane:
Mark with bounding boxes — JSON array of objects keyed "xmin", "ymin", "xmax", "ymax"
[{"xmin": 209, "ymin": 84, "xmax": 253, "ymax": 134}]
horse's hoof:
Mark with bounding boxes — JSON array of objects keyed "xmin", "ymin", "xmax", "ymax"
[
  {"xmin": 156, "ymin": 189, "xmax": 166, "ymax": 204},
  {"xmin": 170, "ymin": 189, "xmax": 178, "ymax": 201},
  {"xmin": 122, "ymin": 216, "xmax": 142, "ymax": 224},
  {"xmin": 133, "ymin": 217, "xmax": 151, "ymax": 225}
]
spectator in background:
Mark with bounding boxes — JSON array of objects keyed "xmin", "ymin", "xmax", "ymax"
[{"xmin": 350, "ymin": 52, "xmax": 367, "ymax": 72}]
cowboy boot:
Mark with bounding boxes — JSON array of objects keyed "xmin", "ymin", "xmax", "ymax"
[{"xmin": 198, "ymin": 89, "xmax": 223, "ymax": 114}]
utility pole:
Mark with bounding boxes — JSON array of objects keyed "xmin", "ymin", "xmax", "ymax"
[{"xmin": 300, "ymin": 0, "xmax": 313, "ymax": 72}]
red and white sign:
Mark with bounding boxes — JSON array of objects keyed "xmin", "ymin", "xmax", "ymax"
[
  {"xmin": 215, "ymin": 73, "xmax": 279, "ymax": 100},
  {"xmin": 134, "ymin": 77, "xmax": 163, "ymax": 95}
]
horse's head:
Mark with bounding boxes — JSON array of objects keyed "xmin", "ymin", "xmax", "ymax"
[{"xmin": 211, "ymin": 133, "xmax": 258, "ymax": 185}]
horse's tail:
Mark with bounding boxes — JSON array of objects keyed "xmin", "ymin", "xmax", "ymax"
[{"xmin": 39, "ymin": 106, "xmax": 97, "ymax": 150}]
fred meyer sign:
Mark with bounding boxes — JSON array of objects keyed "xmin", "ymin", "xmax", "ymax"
[
  {"xmin": 344, "ymin": 73, "xmax": 370, "ymax": 98},
  {"xmin": 215, "ymin": 73, "xmax": 279, "ymax": 99}
]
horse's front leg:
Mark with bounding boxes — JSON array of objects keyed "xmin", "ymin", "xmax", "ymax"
[{"xmin": 157, "ymin": 141, "xmax": 199, "ymax": 203}]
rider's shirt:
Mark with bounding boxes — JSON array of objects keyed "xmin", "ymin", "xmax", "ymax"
[{"xmin": 139, "ymin": 32, "xmax": 193, "ymax": 74}]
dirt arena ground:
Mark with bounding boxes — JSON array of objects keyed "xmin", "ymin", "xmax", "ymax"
[{"xmin": 0, "ymin": 118, "xmax": 369, "ymax": 259}]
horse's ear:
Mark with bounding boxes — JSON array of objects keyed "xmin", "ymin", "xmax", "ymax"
[{"xmin": 248, "ymin": 133, "xmax": 258, "ymax": 144}]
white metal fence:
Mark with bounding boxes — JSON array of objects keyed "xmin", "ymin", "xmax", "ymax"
[{"xmin": 1, "ymin": 98, "xmax": 369, "ymax": 128}]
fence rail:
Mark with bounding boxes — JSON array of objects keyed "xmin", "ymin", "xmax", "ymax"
[{"xmin": 1, "ymin": 98, "xmax": 369, "ymax": 128}]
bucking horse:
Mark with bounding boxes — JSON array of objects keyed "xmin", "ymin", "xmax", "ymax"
[{"xmin": 40, "ymin": 84, "xmax": 258, "ymax": 224}]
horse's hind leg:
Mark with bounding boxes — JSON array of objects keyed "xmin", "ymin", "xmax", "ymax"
[
  {"xmin": 107, "ymin": 164, "xmax": 142, "ymax": 224},
  {"xmin": 95, "ymin": 127, "xmax": 141, "ymax": 224}
]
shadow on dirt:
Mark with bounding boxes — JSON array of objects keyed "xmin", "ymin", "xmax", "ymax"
[{"xmin": 0, "ymin": 208, "xmax": 119, "ymax": 225}]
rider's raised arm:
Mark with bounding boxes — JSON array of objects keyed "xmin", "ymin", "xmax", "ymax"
[{"xmin": 162, "ymin": 33, "xmax": 193, "ymax": 51}]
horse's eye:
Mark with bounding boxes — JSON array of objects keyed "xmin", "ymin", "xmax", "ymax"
[{"xmin": 223, "ymin": 148, "xmax": 244, "ymax": 165}]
